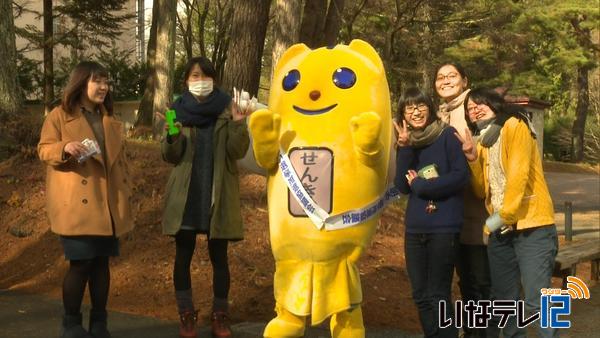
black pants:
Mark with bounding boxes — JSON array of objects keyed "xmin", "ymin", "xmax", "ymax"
[
  {"xmin": 456, "ymin": 244, "xmax": 492, "ymax": 337},
  {"xmin": 405, "ymin": 232, "xmax": 459, "ymax": 338},
  {"xmin": 173, "ymin": 229, "xmax": 230, "ymax": 299}
]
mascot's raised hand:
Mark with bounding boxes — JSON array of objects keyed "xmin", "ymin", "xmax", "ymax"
[
  {"xmin": 248, "ymin": 109, "xmax": 281, "ymax": 170},
  {"xmin": 350, "ymin": 111, "xmax": 383, "ymax": 166}
]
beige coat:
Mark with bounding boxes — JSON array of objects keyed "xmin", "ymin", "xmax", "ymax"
[
  {"xmin": 38, "ymin": 105, "xmax": 134, "ymax": 236},
  {"xmin": 438, "ymin": 90, "xmax": 488, "ymax": 245}
]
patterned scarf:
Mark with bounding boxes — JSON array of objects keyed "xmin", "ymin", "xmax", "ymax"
[
  {"xmin": 438, "ymin": 89, "xmax": 471, "ymax": 123},
  {"xmin": 409, "ymin": 119, "xmax": 447, "ymax": 148}
]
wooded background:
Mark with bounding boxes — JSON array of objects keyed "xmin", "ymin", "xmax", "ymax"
[{"xmin": 0, "ymin": 0, "xmax": 598, "ymax": 163}]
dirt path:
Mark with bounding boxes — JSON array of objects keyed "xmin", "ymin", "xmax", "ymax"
[
  {"xmin": 545, "ymin": 171, "xmax": 599, "ymax": 239},
  {"xmin": 0, "ymin": 145, "xmax": 598, "ymax": 337},
  {"xmin": 0, "ymin": 290, "xmax": 418, "ymax": 338},
  {"xmin": 563, "ymin": 282, "xmax": 600, "ymax": 337}
]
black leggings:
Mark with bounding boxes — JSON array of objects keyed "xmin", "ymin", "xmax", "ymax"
[
  {"xmin": 174, "ymin": 229, "xmax": 230, "ymax": 299},
  {"xmin": 63, "ymin": 256, "xmax": 110, "ymax": 315}
]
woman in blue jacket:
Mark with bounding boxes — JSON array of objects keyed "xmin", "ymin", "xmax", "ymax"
[{"xmin": 394, "ymin": 87, "xmax": 469, "ymax": 338}]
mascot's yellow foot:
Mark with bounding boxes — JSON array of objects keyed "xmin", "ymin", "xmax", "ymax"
[
  {"xmin": 330, "ymin": 306, "xmax": 365, "ymax": 338},
  {"xmin": 263, "ymin": 305, "xmax": 306, "ymax": 338}
]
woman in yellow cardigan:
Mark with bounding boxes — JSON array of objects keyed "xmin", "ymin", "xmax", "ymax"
[{"xmin": 456, "ymin": 88, "xmax": 558, "ymax": 338}]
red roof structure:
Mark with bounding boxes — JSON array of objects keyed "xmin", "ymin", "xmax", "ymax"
[{"xmin": 493, "ymin": 87, "xmax": 552, "ymax": 110}]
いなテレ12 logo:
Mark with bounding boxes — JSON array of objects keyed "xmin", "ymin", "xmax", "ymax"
[{"xmin": 540, "ymin": 276, "xmax": 590, "ymax": 328}]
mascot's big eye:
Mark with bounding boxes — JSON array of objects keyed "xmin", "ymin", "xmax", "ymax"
[
  {"xmin": 332, "ymin": 67, "xmax": 356, "ymax": 89},
  {"xmin": 282, "ymin": 69, "xmax": 301, "ymax": 91}
]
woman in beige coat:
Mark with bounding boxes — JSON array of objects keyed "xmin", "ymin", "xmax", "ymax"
[
  {"xmin": 38, "ymin": 61, "xmax": 133, "ymax": 338},
  {"xmin": 435, "ymin": 62, "xmax": 492, "ymax": 338}
]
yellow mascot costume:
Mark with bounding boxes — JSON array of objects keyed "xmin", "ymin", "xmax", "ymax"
[{"xmin": 249, "ymin": 39, "xmax": 392, "ymax": 338}]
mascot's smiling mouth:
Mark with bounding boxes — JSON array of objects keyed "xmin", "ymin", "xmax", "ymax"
[{"xmin": 293, "ymin": 104, "xmax": 338, "ymax": 115}]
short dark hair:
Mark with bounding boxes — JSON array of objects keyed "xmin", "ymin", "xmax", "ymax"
[
  {"xmin": 433, "ymin": 62, "xmax": 468, "ymax": 93},
  {"xmin": 435, "ymin": 61, "xmax": 467, "ymax": 79},
  {"xmin": 182, "ymin": 56, "xmax": 218, "ymax": 89},
  {"xmin": 61, "ymin": 61, "xmax": 113, "ymax": 115},
  {"xmin": 397, "ymin": 87, "xmax": 438, "ymax": 126}
]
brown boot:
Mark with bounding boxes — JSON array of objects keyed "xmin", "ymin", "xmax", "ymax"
[
  {"xmin": 178, "ymin": 310, "xmax": 198, "ymax": 338},
  {"xmin": 211, "ymin": 311, "xmax": 232, "ymax": 338}
]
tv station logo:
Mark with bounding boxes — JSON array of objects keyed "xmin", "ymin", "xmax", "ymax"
[{"xmin": 439, "ymin": 276, "xmax": 591, "ymax": 329}]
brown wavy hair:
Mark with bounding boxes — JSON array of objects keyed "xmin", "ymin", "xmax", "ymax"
[{"xmin": 61, "ymin": 61, "xmax": 113, "ymax": 115}]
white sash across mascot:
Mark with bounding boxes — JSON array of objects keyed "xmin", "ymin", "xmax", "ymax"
[{"xmin": 248, "ymin": 39, "xmax": 392, "ymax": 338}]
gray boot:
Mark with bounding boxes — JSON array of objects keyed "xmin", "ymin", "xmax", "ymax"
[
  {"xmin": 89, "ymin": 310, "xmax": 111, "ymax": 338},
  {"xmin": 61, "ymin": 313, "xmax": 93, "ymax": 338}
]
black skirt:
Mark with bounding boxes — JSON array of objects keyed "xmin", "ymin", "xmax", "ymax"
[{"xmin": 60, "ymin": 235, "xmax": 120, "ymax": 260}]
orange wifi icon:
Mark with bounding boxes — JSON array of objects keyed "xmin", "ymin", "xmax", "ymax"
[{"xmin": 565, "ymin": 276, "xmax": 590, "ymax": 299}]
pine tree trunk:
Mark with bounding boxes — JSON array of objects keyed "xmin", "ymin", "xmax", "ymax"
[
  {"xmin": 43, "ymin": 0, "xmax": 54, "ymax": 115},
  {"xmin": 151, "ymin": 0, "xmax": 177, "ymax": 135},
  {"xmin": 271, "ymin": 0, "xmax": 301, "ymax": 79},
  {"xmin": 320, "ymin": 0, "xmax": 345, "ymax": 47},
  {"xmin": 299, "ymin": 0, "xmax": 327, "ymax": 48},
  {"xmin": 222, "ymin": 0, "xmax": 271, "ymax": 97},
  {"xmin": 135, "ymin": 0, "xmax": 159, "ymax": 127},
  {"xmin": 571, "ymin": 66, "xmax": 589, "ymax": 162},
  {"xmin": 419, "ymin": 1, "xmax": 434, "ymax": 88},
  {"xmin": 137, "ymin": 0, "xmax": 145, "ymax": 62},
  {"xmin": 299, "ymin": 0, "xmax": 345, "ymax": 49},
  {"xmin": 0, "ymin": 0, "xmax": 22, "ymax": 117}
]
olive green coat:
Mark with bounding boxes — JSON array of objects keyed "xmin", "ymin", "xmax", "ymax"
[{"xmin": 161, "ymin": 112, "xmax": 249, "ymax": 239}]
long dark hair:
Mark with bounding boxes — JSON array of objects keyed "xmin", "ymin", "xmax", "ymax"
[
  {"xmin": 61, "ymin": 61, "xmax": 113, "ymax": 115},
  {"xmin": 464, "ymin": 87, "xmax": 534, "ymax": 137},
  {"xmin": 397, "ymin": 87, "xmax": 438, "ymax": 126},
  {"xmin": 181, "ymin": 56, "xmax": 219, "ymax": 89}
]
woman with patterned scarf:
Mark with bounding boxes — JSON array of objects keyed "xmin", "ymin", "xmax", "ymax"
[{"xmin": 394, "ymin": 87, "xmax": 469, "ymax": 338}]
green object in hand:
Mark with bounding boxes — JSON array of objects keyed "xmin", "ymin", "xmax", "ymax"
[
  {"xmin": 165, "ymin": 109, "xmax": 180, "ymax": 135},
  {"xmin": 418, "ymin": 164, "xmax": 439, "ymax": 179}
]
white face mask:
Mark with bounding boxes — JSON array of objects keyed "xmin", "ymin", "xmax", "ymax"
[{"xmin": 188, "ymin": 80, "xmax": 213, "ymax": 97}]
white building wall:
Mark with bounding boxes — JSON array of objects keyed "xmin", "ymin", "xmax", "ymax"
[{"xmin": 14, "ymin": 0, "xmax": 139, "ymax": 64}]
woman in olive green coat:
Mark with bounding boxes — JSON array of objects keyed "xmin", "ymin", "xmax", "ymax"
[
  {"xmin": 161, "ymin": 104, "xmax": 249, "ymax": 239},
  {"xmin": 158, "ymin": 56, "xmax": 250, "ymax": 338}
]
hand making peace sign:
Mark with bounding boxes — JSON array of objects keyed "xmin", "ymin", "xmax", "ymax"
[
  {"xmin": 393, "ymin": 119, "xmax": 410, "ymax": 147},
  {"xmin": 454, "ymin": 128, "xmax": 478, "ymax": 161}
]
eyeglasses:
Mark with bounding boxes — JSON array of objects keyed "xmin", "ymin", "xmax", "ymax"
[
  {"xmin": 435, "ymin": 72, "xmax": 459, "ymax": 82},
  {"xmin": 467, "ymin": 104, "xmax": 479, "ymax": 114},
  {"xmin": 404, "ymin": 104, "xmax": 428, "ymax": 115},
  {"xmin": 467, "ymin": 104, "xmax": 483, "ymax": 115}
]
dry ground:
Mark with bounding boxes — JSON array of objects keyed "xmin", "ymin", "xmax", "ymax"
[{"xmin": 0, "ymin": 140, "xmax": 595, "ymax": 333}]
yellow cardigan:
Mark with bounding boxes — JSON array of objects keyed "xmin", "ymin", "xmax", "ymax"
[{"xmin": 468, "ymin": 117, "xmax": 554, "ymax": 230}]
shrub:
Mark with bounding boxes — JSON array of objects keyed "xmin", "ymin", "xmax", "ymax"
[{"xmin": 0, "ymin": 111, "xmax": 43, "ymax": 160}]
